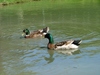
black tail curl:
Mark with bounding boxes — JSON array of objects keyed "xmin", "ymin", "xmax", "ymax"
[{"xmin": 72, "ymin": 40, "xmax": 82, "ymax": 46}]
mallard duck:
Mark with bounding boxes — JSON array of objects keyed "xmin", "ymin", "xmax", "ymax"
[
  {"xmin": 44, "ymin": 33, "xmax": 82, "ymax": 50},
  {"xmin": 22, "ymin": 27, "xmax": 49, "ymax": 38}
]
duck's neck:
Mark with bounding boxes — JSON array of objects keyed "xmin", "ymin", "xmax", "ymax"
[{"xmin": 48, "ymin": 35, "xmax": 54, "ymax": 44}]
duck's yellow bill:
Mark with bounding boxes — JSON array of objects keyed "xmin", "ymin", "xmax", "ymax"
[{"xmin": 22, "ymin": 33, "xmax": 25, "ymax": 36}]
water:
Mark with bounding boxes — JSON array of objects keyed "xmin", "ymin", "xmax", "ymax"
[{"xmin": 0, "ymin": 1, "xmax": 100, "ymax": 75}]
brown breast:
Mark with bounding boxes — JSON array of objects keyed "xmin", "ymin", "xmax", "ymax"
[{"xmin": 47, "ymin": 43, "xmax": 55, "ymax": 49}]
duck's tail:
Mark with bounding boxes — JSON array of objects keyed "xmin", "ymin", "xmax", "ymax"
[
  {"xmin": 43, "ymin": 27, "xmax": 49, "ymax": 33},
  {"xmin": 72, "ymin": 40, "xmax": 82, "ymax": 46}
]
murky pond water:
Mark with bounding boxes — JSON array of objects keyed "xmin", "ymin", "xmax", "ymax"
[{"xmin": 0, "ymin": 1, "xmax": 100, "ymax": 75}]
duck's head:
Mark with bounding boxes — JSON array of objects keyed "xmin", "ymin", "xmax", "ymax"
[
  {"xmin": 22, "ymin": 29, "xmax": 30, "ymax": 36},
  {"xmin": 45, "ymin": 33, "xmax": 51, "ymax": 38},
  {"xmin": 45, "ymin": 33, "xmax": 54, "ymax": 43}
]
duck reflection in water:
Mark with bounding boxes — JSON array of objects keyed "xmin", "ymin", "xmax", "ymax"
[
  {"xmin": 56, "ymin": 49, "xmax": 81, "ymax": 55},
  {"xmin": 44, "ymin": 50, "xmax": 54, "ymax": 64}
]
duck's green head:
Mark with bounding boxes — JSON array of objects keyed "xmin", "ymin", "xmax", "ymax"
[
  {"xmin": 22, "ymin": 29, "xmax": 30, "ymax": 36},
  {"xmin": 45, "ymin": 33, "xmax": 54, "ymax": 44}
]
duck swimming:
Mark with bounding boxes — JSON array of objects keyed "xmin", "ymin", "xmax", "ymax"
[
  {"xmin": 44, "ymin": 33, "xmax": 82, "ymax": 50},
  {"xmin": 22, "ymin": 27, "xmax": 49, "ymax": 38}
]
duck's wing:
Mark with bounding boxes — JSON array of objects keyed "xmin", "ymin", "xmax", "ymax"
[
  {"xmin": 55, "ymin": 40, "xmax": 74, "ymax": 46},
  {"xmin": 54, "ymin": 40, "xmax": 82, "ymax": 50},
  {"xmin": 29, "ymin": 30, "xmax": 42, "ymax": 38},
  {"xmin": 55, "ymin": 40, "xmax": 82, "ymax": 46},
  {"xmin": 29, "ymin": 27, "xmax": 49, "ymax": 37},
  {"xmin": 30, "ymin": 27, "xmax": 49, "ymax": 34},
  {"xmin": 30, "ymin": 30, "xmax": 42, "ymax": 35}
]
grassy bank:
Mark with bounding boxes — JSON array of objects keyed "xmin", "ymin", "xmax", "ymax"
[
  {"xmin": 0, "ymin": 0, "xmax": 100, "ymax": 6},
  {"xmin": 0, "ymin": 0, "xmax": 40, "ymax": 6}
]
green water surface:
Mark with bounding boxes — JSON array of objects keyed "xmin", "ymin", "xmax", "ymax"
[{"xmin": 0, "ymin": 1, "xmax": 100, "ymax": 75}]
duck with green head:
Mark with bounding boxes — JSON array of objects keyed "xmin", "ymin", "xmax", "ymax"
[
  {"xmin": 22, "ymin": 27, "xmax": 49, "ymax": 38},
  {"xmin": 44, "ymin": 33, "xmax": 82, "ymax": 50}
]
